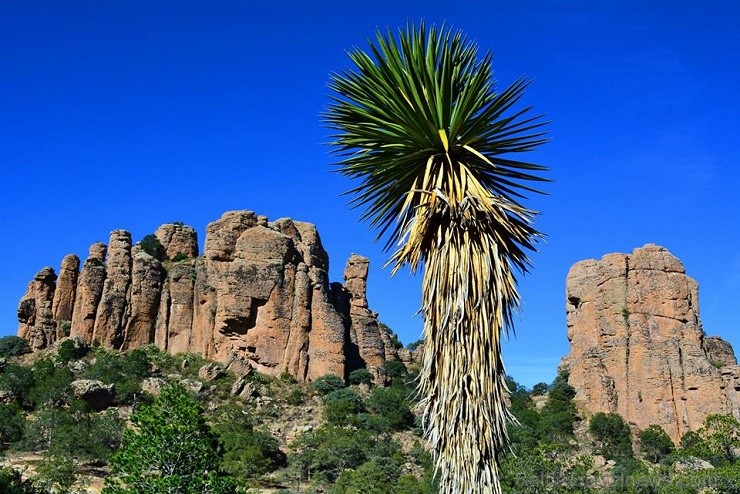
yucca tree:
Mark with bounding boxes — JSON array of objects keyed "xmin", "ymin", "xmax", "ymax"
[{"xmin": 326, "ymin": 23, "xmax": 548, "ymax": 493}]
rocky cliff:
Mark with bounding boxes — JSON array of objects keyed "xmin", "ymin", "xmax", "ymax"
[
  {"xmin": 562, "ymin": 244, "xmax": 740, "ymax": 443},
  {"xmin": 17, "ymin": 211, "xmax": 398, "ymax": 381}
]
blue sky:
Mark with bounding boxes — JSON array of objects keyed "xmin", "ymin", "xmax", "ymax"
[{"xmin": 1, "ymin": 1, "xmax": 738, "ymax": 387}]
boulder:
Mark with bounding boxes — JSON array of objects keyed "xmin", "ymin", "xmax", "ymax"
[
  {"xmin": 141, "ymin": 377, "xmax": 168, "ymax": 397},
  {"xmin": 198, "ymin": 362, "xmax": 224, "ymax": 381},
  {"xmin": 71, "ymin": 379, "xmax": 114, "ymax": 411}
]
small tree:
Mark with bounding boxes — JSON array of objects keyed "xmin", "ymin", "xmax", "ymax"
[
  {"xmin": 312, "ymin": 374, "xmax": 346, "ymax": 396},
  {"xmin": 139, "ymin": 234, "xmax": 167, "ymax": 261},
  {"xmin": 323, "ymin": 388, "xmax": 365, "ymax": 426},
  {"xmin": 348, "ymin": 368, "xmax": 373, "ymax": 386},
  {"xmin": 698, "ymin": 414, "xmax": 740, "ymax": 465},
  {"xmin": 0, "ymin": 336, "xmax": 30, "ymax": 358},
  {"xmin": 212, "ymin": 405, "xmax": 287, "ymax": 481},
  {"xmin": 366, "ymin": 386, "xmax": 415, "ymax": 431},
  {"xmin": 639, "ymin": 424, "xmax": 675, "ymax": 463},
  {"xmin": 589, "ymin": 412, "xmax": 633, "ymax": 462},
  {"xmin": 0, "ymin": 404, "xmax": 24, "ymax": 450},
  {"xmin": 103, "ymin": 383, "xmax": 236, "ymax": 494},
  {"xmin": 57, "ymin": 339, "xmax": 87, "ymax": 364},
  {"xmin": 531, "ymin": 382, "xmax": 549, "ymax": 396}
]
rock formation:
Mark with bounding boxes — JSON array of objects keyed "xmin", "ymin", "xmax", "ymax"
[
  {"xmin": 17, "ymin": 267, "xmax": 57, "ymax": 350},
  {"xmin": 562, "ymin": 244, "xmax": 740, "ymax": 443},
  {"xmin": 51, "ymin": 254, "xmax": 79, "ymax": 338},
  {"xmin": 17, "ymin": 211, "xmax": 400, "ymax": 382}
]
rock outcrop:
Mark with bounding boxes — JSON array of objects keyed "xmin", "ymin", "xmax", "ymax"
[
  {"xmin": 562, "ymin": 244, "xmax": 740, "ymax": 443},
  {"xmin": 51, "ymin": 254, "xmax": 79, "ymax": 337},
  {"xmin": 17, "ymin": 267, "xmax": 57, "ymax": 350},
  {"xmin": 17, "ymin": 211, "xmax": 399, "ymax": 382}
]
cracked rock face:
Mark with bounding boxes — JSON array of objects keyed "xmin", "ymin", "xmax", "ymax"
[
  {"xmin": 561, "ymin": 244, "xmax": 740, "ymax": 443},
  {"xmin": 17, "ymin": 211, "xmax": 399, "ymax": 382}
]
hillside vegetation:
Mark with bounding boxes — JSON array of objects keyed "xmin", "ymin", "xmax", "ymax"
[{"xmin": 0, "ymin": 335, "xmax": 738, "ymax": 493}]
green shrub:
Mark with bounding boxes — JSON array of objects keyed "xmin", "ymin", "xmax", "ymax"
[
  {"xmin": 531, "ymin": 382, "xmax": 549, "ymax": 396},
  {"xmin": 140, "ymin": 234, "xmax": 167, "ymax": 261},
  {"xmin": 32, "ymin": 451, "xmax": 80, "ymax": 494},
  {"xmin": 366, "ymin": 386, "xmax": 414, "ymax": 431},
  {"xmin": 382, "ymin": 360, "xmax": 408, "ymax": 384},
  {"xmin": 312, "ymin": 374, "xmax": 346, "ymax": 396},
  {"xmin": 639, "ymin": 424, "xmax": 675, "ymax": 463},
  {"xmin": 379, "ymin": 322, "xmax": 403, "ymax": 350},
  {"xmin": 286, "ymin": 388, "xmax": 304, "ymax": 406},
  {"xmin": 696, "ymin": 413, "xmax": 740, "ymax": 466},
  {"xmin": 171, "ymin": 252, "xmax": 190, "ymax": 262},
  {"xmin": 82, "ymin": 348, "xmax": 150, "ymax": 405},
  {"xmin": 323, "ymin": 388, "xmax": 365, "ymax": 426},
  {"xmin": 0, "ymin": 403, "xmax": 25, "ymax": 450},
  {"xmin": 0, "ymin": 336, "xmax": 30, "ymax": 358},
  {"xmin": 21, "ymin": 405, "xmax": 122, "ymax": 462},
  {"xmin": 279, "ymin": 371, "xmax": 296, "ymax": 383},
  {"xmin": 58, "ymin": 320, "xmax": 71, "ymax": 337},
  {"xmin": 589, "ymin": 412, "xmax": 633, "ymax": 462},
  {"xmin": 213, "ymin": 405, "xmax": 287, "ymax": 481},
  {"xmin": 57, "ymin": 339, "xmax": 87, "ymax": 364},
  {"xmin": 0, "ymin": 363, "xmax": 34, "ymax": 407},
  {"xmin": 29, "ymin": 359, "xmax": 74, "ymax": 408},
  {"xmin": 406, "ymin": 339, "xmax": 423, "ymax": 352},
  {"xmin": 348, "ymin": 368, "xmax": 373, "ymax": 386},
  {"xmin": 331, "ymin": 458, "xmax": 402, "ymax": 494},
  {"xmin": 537, "ymin": 373, "xmax": 577, "ymax": 442},
  {"xmin": 0, "ymin": 466, "xmax": 38, "ymax": 494},
  {"xmin": 290, "ymin": 425, "xmax": 374, "ymax": 482}
]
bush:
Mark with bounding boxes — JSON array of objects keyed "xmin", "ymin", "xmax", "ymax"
[
  {"xmin": 366, "ymin": 386, "xmax": 414, "ymax": 431},
  {"xmin": 0, "ymin": 466, "xmax": 38, "ymax": 494},
  {"xmin": 382, "ymin": 360, "xmax": 408, "ymax": 384},
  {"xmin": 312, "ymin": 374, "xmax": 346, "ymax": 396},
  {"xmin": 171, "ymin": 252, "xmax": 190, "ymax": 262},
  {"xmin": 379, "ymin": 322, "xmax": 403, "ymax": 350},
  {"xmin": 639, "ymin": 424, "xmax": 675, "ymax": 463},
  {"xmin": 139, "ymin": 234, "xmax": 167, "ymax": 261},
  {"xmin": 290, "ymin": 425, "xmax": 374, "ymax": 482},
  {"xmin": 20, "ymin": 405, "xmax": 122, "ymax": 462},
  {"xmin": 0, "ymin": 336, "xmax": 30, "ymax": 358},
  {"xmin": 537, "ymin": 373, "xmax": 577, "ymax": 442},
  {"xmin": 531, "ymin": 382, "xmax": 549, "ymax": 396},
  {"xmin": 57, "ymin": 339, "xmax": 87, "ymax": 364},
  {"xmin": 323, "ymin": 388, "xmax": 365, "ymax": 426},
  {"xmin": 286, "ymin": 388, "xmax": 304, "ymax": 406},
  {"xmin": 406, "ymin": 339, "xmax": 423, "ymax": 352},
  {"xmin": 331, "ymin": 458, "xmax": 402, "ymax": 494},
  {"xmin": 0, "ymin": 404, "xmax": 25, "ymax": 450},
  {"xmin": 29, "ymin": 359, "xmax": 74, "ymax": 408},
  {"xmin": 348, "ymin": 368, "xmax": 373, "ymax": 386},
  {"xmin": 32, "ymin": 451, "xmax": 80, "ymax": 494},
  {"xmin": 0, "ymin": 363, "xmax": 34, "ymax": 407},
  {"xmin": 589, "ymin": 412, "xmax": 633, "ymax": 462},
  {"xmin": 82, "ymin": 348, "xmax": 150, "ymax": 405},
  {"xmin": 213, "ymin": 405, "xmax": 287, "ymax": 481}
]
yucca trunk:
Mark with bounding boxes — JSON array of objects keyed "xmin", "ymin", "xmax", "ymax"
[
  {"xmin": 392, "ymin": 158, "xmax": 535, "ymax": 493},
  {"xmin": 327, "ymin": 23, "xmax": 547, "ymax": 494}
]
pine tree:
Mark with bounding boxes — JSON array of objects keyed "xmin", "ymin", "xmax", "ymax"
[{"xmin": 102, "ymin": 383, "xmax": 236, "ymax": 494}]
